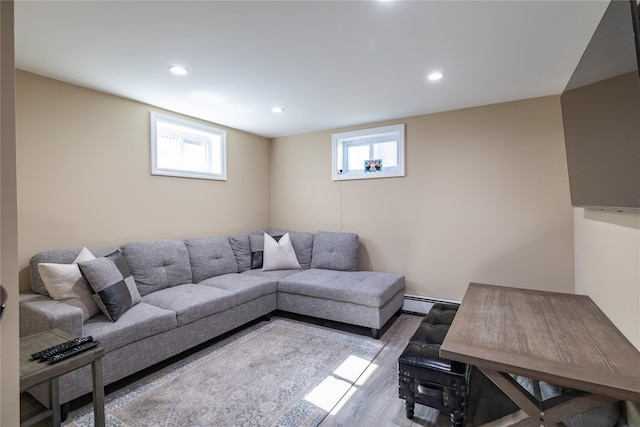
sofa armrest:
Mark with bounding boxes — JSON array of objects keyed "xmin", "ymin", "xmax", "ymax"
[{"xmin": 19, "ymin": 293, "xmax": 84, "ymax": 338}]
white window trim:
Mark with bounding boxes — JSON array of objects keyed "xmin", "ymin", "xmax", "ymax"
[
  {"xmin": 150, "ymin": 112, "xmax": 227, "ymax": 181},
  {"xmin": 332, "ymin": 123, "xmax": 405, "ymax": 181}
]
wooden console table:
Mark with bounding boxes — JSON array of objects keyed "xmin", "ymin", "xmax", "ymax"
[
  {"xmin": 440, "ymin": 283, "xmax": 640, "ymax": 426},
  {"xmin": 20, "ymin": 329, "xmax": 105, "ymax": 427}
]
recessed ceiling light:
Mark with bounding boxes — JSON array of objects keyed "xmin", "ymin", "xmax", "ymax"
[
  {"xmin": 168, "ymin": 65, "xmax": 189, "ymax": 75},
  {"xmin": 272, "ymin": 106, "xmax": 285, "ymax": 113},
  {"xmin": 427, "ymin": 71, "xmax": 444, "ymax": 81}
]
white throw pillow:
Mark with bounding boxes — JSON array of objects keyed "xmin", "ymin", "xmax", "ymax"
[
  {"xmin": 262, "ymin": 233, "xmax": 301, "ymax": 271},
  {"xmin": 38, "ymin": 247, "xmax": 100, "ymax": 321}
]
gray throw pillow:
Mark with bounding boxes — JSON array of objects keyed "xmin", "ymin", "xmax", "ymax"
[{"xmin": 79, "ymin": 250, "xmax": 141, "ymax": 322}]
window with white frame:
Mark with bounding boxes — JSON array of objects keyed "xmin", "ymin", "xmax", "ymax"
[
  {"xmin": 332, "ymin": 124, "xmax": 405, "ymax": 181},
  {"xmin": 151, "ymin": 112, "xmax": 227, "ymax": 181}
]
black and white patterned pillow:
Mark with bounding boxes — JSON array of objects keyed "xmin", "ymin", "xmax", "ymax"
[{"xmin": 79, "ymin": 250, "xmax": 141, "ymax": 322}]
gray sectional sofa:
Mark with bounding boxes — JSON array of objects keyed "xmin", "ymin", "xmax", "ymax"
[{"xmin": 19, "ymin": 230, "xmax": 405, "ymax": 407}]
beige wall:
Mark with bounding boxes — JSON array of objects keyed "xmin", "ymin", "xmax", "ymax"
[
  {"xmin": 16, "ymin": 71, "xmax": 271, "ymax": 292},
  {"xmin": 271, "ymin": 96, "xmax": 575, "ymax": 301},
  {"xmin": 1, "ymin": 1, "xmax": 20, "ymax": 425},
  {"xmin": 14, "ymin": 71, "xmax": 640, "ymax": 362},
  {"xmin": 574, "ymin": 208, "xmax": 640, "ymax": 350},
  {"xmin": 573, "ymin": 208, "xmax": 640, "ymax": 421}
]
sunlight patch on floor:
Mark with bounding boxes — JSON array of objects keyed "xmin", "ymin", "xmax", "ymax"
[
  {"xmin": 329, "ymin": 387, "xmax": 357, "ymax": 415},
  {"xmin": 333, "ymin": 355, "xmax": 371, "ymax": 382},
  {"xmin": 305, "ymin": 355, "xmax": 379, "ymax": 413},
  {"xmin": 305, "ymin": 376, "xmax": 353, "ymax": 411},
  {"xmin": 354, "ymin": 361, "xmax": 377, "ymax": 386}
]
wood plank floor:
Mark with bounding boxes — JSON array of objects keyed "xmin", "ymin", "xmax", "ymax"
[
  {"xmin": 314, "ymin": 313, "xmax": 624, "ymax": 427},
  {"xmin": 318, "ymin": 312, "xmax": 451, "ymax": 427}
]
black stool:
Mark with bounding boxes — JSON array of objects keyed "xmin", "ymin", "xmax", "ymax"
[{"xmin": 398, "ymin": 303, "xmax": 469, "ymax": 427}]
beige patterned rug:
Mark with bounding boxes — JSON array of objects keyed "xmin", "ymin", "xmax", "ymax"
[{"xmin": 64, "ymin": 318, "xmax": 386, "ymax": 427}]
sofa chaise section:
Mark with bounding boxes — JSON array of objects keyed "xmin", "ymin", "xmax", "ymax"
[
  {"xmin": 277, "ymin": 269, "xmax": 405, "ymax": 338},
  {"xmin": 250, "ymin": 231, "xmax": 405, "ymax": 338}
]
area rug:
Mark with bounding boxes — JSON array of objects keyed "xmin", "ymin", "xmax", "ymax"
[{"xmin": 63, "ymin": 319, "xmax": 386, "ymax": 427}]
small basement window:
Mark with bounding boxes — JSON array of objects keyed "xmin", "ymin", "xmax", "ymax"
[
  {"xmin": 332, "ymin": 124, "xmax": 405, "ymax": 181},
  {"xmin": 151, "ymin": 112, "xmax": 227, "ymax": 181}
]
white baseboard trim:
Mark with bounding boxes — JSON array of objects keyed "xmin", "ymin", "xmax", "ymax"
[{"xmin": 402, "ymin": 294, "xmax": 461, "ymax": 315}]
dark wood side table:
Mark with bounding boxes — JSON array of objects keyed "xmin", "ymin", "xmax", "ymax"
[{"xmin": 20, "ymin": 328, "xmax": 105, "ymax": 427}]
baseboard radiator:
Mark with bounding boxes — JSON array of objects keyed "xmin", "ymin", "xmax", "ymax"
[{"xmin": 402, "ymin": 294, "xmax": 461, "ymax": 315}]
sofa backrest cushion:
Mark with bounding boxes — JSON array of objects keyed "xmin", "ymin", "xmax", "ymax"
[
  {"xmin": 185, "ymin": 236, "xmax": 238, "ymax": 283},
  {"xmin": 30, "ymin": 247, "xmax": 118, "ymax": 296},
  {"xmin": 121, "ymin": 240, "xmax": 192, "ymax": 296},
  {"xmin": 228, "ymin": 230, "xmax": 264, "ymax": 273},
  {"xmin": 289, "ymin": 231, "xmax": 314, "ymax": 269},
  {"xmin": 310, "ymin": 231, "xmax": 359, "ymax": 271}
]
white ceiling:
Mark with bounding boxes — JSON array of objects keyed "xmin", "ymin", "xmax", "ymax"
[{"xmin": 14, "ymin": 0, "xmax": 609, "ymax": 139}]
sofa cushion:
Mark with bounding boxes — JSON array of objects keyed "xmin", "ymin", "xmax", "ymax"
[
  {"xmin": 263, "ymin": 233, "xmax": 301, "ymax": 271},
  {"xmin": 78, "ymin": 250, "xmax": 142, "ymax": 322},
  {"xmin": 310, "ymin": 231, "xmax": 359, "ymax": 271},
  {"xmin": 241, "ymin": 268, "xmax": 301, "ymax": 281},
  {"xmin": 38, "ymin": 247, "xmax": 100, "ymax": 321},
  {"xmin": 288, "ymin": 231, "xmax": 314, "ymax": 270},
  {"xmin": 121, "ymin": 240, "xmax": 193, "ymax": 296},
  {"xmin": 185, "ymin": 236, "xmax": 238, "ymax": 283},
  {"xmin": 83, "ymin": 302, "xmax": 177, "ymax": 353},
  {"xmin": 228, "ymin": 230, "xmax": 264, "ymax": 273},
  {"xmin": 200, "ymin": 273, "xmax": 277, "ymax": 305},
  {"xmin": 142, "ymin": 284, "xmax": 236, "ymax": 327},
  {"xmin": 30, "ymin": 247, "xmax": 118, "ymax": 297},
  {"xmin": 277, "ymin": 268, "xmax": 404, "ymax": 308}
]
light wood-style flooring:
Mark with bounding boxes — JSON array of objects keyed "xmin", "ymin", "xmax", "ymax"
[
  {"xmin": 317, "ymin": 312, "xmax": 452, "ymax": 427},
  {"xmin": 304, "ymin": 313, "xmax": 518, "ymax": 427},
  {"xmin": 285, "ymin": 311, "xmax": 521, "ymax": 427},
  {"xmin": 314, "ymin": 313, "xmax": 625, "ymax": 427}
]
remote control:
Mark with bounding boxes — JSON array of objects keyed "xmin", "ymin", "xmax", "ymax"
[
  {"xmin": 48, "ymin": 340, "xmax": 99, "ymax": 363},
  {"xmin": 31, "ymin": 336, "xmax": 94, "ymax": 361}
]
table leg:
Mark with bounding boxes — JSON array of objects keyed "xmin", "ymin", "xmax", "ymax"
[
  {"xmin": 479, "ymin": 368, "xmax": 542, "ymax": 421},
  {"xmin": 50, "ymin": 377, "xmax": 61, "ymax": 427},
  {"xmin": 477, "ymin": 367, "xmax": 617, "ymax": 427},
  {"xmin": 534, "ymin": 392, "xmax": 617, "ymax": 425},
  {"xmin": 91, "ymin": 357, "xmax": 105, "ymax": 427}
]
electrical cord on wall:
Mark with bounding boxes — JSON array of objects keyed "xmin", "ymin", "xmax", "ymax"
[{"xmin": 337, "ymin": 179, "xmax": 343, "ymax": 232}]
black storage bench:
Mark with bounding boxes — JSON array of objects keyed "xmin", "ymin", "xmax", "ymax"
[{"xmin": 398, "ymin": 303, "xmax": 469, "ymax": 427}]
